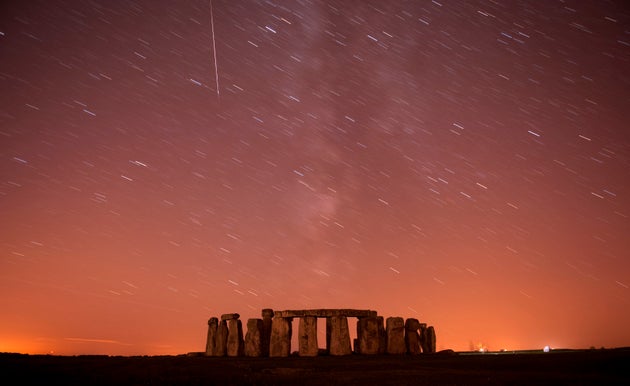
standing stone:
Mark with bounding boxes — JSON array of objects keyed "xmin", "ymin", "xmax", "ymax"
[
  {"xmin": 205, "ymin": 317, "xmax": 218, "ymax": 356},
  {"xmin": 325, "ymin": 317, "xmax": 332, "ymax": 354},
  {"xmin": 215, "ymin": 319, "xmax": 228, "ymax": 356},
  {"xmin": 269, "ymin": 317, "xmax": 292, "ymax": 357},
  {"xmin": 227, "ymin": 319, "xmax": 244, "ymax": 356},
  {"xmin": 426, "ymin": 326, "xmax": 436, "ymax": 353},
  {"xmin": 244, "ymin": 318, "xmax": 263, "ymax": 357},
  {"xmin": 419, "ymin": 323, "xmax": 429, "ymax": 353},
  {"xmin": 377, "ymin": 316, "xmax": 386, "ymax": 354},
  {"xmin": 328, "ymin": 316, "xmax": 352, "ymax": 356},
  {"xmin": 261, "ymin": 309, "xmax": 274, "ymax": 357},
  {"xmin": 356, "ymin": 319, "xmax": 363, "ymax": 354},
  {"xmin": 298, "ymin": 316, "xmax": 318, "ymax": 356},
  {"xmin": 405, "ymin": 318, "xmax": 422, "ymax": 355},
  {"xmin": 357, "ymin": 317, "xmax": 380, "ymax": 355},
  {"xmin": 386, "ymin": 317, "xmax": 405, "ymax": 354}
]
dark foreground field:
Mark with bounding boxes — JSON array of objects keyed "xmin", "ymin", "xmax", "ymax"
[{"xmin": 2, "ymin": 348, "xmax": 629, "ymax": 385}]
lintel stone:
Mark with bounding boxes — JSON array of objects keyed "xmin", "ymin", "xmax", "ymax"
[
  {"xmin": 221, "ymin": 313, "xmax": 240, "ymax": 321},
  {"xmin": 274, "ymin": 309, "xmax": 376, "ymax": 318}
]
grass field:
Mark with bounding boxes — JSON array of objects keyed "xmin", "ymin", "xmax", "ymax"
[{"xmin": 2, "ymin": 348, "xmax": 628, "ymax": 385}]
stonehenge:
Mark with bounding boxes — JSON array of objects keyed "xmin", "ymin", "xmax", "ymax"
[
  {"xmin": 205, "ymin": 317, "xmax": 218, "ymax": 356},
  {"xmin": 270, "ymin": 316, "xmax": 292, "ymax": 357},
  {"xmin": 261, "ymin": 309, "xmax": 274, "ymax": 357},
  {"xmin": 386, "ymin": 317, "xmax": 406, "ymax": 354},
  {"xmin": 377, "ymin": 316, "xmax": 386, "ymax": 354},
  {"xmin": 226, "ymin": 318, "xmax": 244, "ymax": 356},
  {"xmin": 204, "ymin": 308, "xmax": 436, "ymax": 357},
  {"xmin": 357, "ymin": 316, "xmax": 380, "ymax": 354},
  {"xmin": 215, "ymin": 319, "xmax": 228, "ymax": 356},
  {"xmin": 274, "ymin": 309, "xmax": 376, "ymax": 318},
  {"xmin": 244, "ymin": 319, "xmax": 263, "ymax": 357},
  {"xmin": 221, "ymin": 313, "xmax": 240, "ymax": 321},
  {"xmin": 328, "ymin": 316, "xmax": 352, "ymax": 355},
  {"xmin": 426, "ymin": 326, "xmax": 436, "ymax": 354},
  {"xmin": 419, "ymin": 323, "xmax": 429, "ymax": 353},
  {"xmin": 298, "ymin": 316, "xmax": 319, "ymax": 356},
  {"xmin": 405, "ymin": 318, "xmax": 422, "ymax": 355}
]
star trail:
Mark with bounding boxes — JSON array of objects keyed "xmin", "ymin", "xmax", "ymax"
[{"xmin": 1, "ymin": 0, "xmax": 629, "ymax": 355}]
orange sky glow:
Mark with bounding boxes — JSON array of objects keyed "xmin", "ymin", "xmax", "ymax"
[{"xmin": 2, "ymin": 0, "xmax": 629, "ymax": 356}]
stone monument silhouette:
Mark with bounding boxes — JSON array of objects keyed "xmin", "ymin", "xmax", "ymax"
[{"xmin": 205, "ymin": 308, "xmax": 436, "ymax": 357}]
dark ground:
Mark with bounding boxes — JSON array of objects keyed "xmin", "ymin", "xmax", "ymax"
[{"xmin": 2, "ymin": 348, "xmax": 629, "ymax": 385}]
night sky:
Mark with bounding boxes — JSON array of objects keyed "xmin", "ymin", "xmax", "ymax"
[{"xmin": 1, "ymin": 0, "xmax": 629, "ymax": 355}]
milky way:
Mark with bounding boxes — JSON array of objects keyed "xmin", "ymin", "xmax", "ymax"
[{"xmin": 1, "ymin": 0, "xmax": 629, "ymax": 355}]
